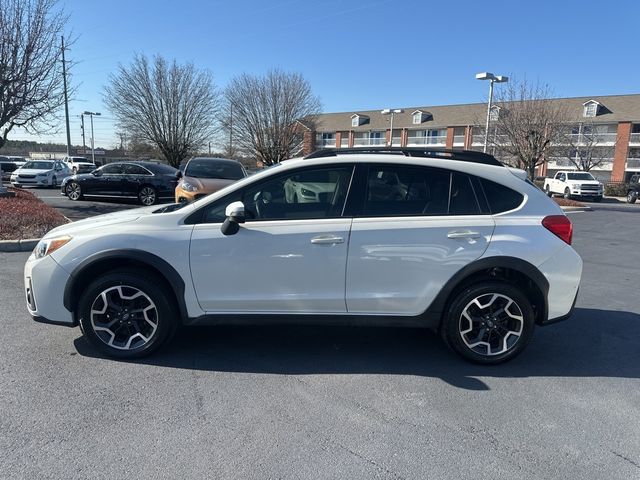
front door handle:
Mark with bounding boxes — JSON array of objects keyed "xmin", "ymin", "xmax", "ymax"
[
  {"xmin": 311, "ymin": 235, "xmax": 344, "ymax": 245},
  {"xmin": 447, "ymin": 230, "xmax": 481, "ymax": 239}
]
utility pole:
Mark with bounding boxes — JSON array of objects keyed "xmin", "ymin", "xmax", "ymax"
[
  {"xmin": 84, "ymin": 111, "xmax": 101, "ymax": 163},
  {"xmin": 208, "ymin": 142, "xmax": 211, "ymax": 155},
  {"xmin": 61, "ymin": 36, "xmax": 72, "ymax": 155},
  {"xmin": 229, "ymin": 103, "xmax": 233, "ymax": 156},
  {"xmin": 80, "ymin": 114, "xmax": 86, "ymax": 152}
]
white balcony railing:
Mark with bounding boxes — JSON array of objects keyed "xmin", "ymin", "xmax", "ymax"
[
  {"xmin": 406, "ymin": 135, "xmax": 447, "ymax": 146},
  {"xmin": 453, "ymin": 135, "xmax": 465, "ymax": 145},
  {"xmin": 629, "ymin": 133, "xmax": 640, "ymax": 144},
  {"xmin": 627, "ymin": 159, "xmax": 640, "ymax": 169},
  {"xmin": 340, "ymin": 138, "xmax": 349, "ymax": 147},
  {"xmin": 568, "ymin": 133, "xmax": 617, "ymax": 144},
  {"xmin": 316, "ymin": 138, "xmax": 336, "ymax": 148},
  {"xmin": 353, "ymin": 137, "xmax": 386, "ymax": 146}
]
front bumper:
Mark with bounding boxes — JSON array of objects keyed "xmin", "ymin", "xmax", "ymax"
[
  {"xmin": 24, "ymin": 253, "xmax": 75, "ymax": 326},
  {"xmin": 12, "ymin": 177, "xmax": 51, "ymax": 187}
]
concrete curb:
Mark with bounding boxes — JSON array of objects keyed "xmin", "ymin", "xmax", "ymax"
[
  {"xmin": 561, "ymin": 206, "xmax": 592, "ymax": 212},
  {"xmin": 0, "ymin": 238, "xmax": 39, "ymax": 253}
]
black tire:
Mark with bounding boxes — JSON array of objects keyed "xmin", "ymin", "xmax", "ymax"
[
  {"xmin": 627, "ymin": 192, "xmax": 637, "ymax": 204},
  {"xmin": 593, "ymin": 196, "xmax": 602, "ymax": 203},
  {"xmin": 563, "ymin": 187, "xmax": 571, "ymax": 200},
  {"xmin": 77, "ymin": 269, "xmax": 178, "ymax": 358},
  {"xmin": 544, "ymin": 185, "xmax": 552, "ymax": 197},
  {"xmin": 66, "ymin": 181, "xmax": 83, "ymax": 200},
  {"xmin": 440, "ymin": 281, "xmax": 535, "ymax": 364},
  {"xmin": 138, "ymin": 185, "xmax": 157, "ymax": 205},
  {"xmin": 72, "ymin": 167, "xmax": 77, "ymax": 174},
  {"xmin": 51, "ymin": 176, "xmax": 57, "ymax": 189}
]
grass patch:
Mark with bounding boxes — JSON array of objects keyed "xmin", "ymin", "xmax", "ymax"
[
  {"xmin": 0, "ymin": 188, "xmax": 68, "ymax": 240},
  {"xmin": 553, "ymin": 197, "xmax": 586, "ymax": 208}
]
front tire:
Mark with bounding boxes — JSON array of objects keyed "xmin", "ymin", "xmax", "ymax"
[
  {"xmin": 441, "ymin": 282, "xmax": 535, "ymax": 364},
  {"xmin": 545, "ymin": 185, "xmax": 552, "ymax": 197},
  {"xmin": 50, "ymin": 176, "xmax": 57, "ymax": 188},
  {"xmin": 66, "ymin": 181, "xmax": 82, "ymax": 200},
  {"xmin": 563, "ymin": 188, "xmax": 571, "ymax": 200},
  {"xmin": 628, "ymin": 192, "xmax": 637, "ymax": 204},
  {"xmin": 138, "ymin": 185, "xmax": 157, "ymax": 205},
  {"xmin": 77, "ymin": 269, "xmax": 177, "ymax": 358}
]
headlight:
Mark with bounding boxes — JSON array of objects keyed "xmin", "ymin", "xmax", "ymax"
[
  {"xmin": 300, "ymin": 187, "xmax": 315, "ymax": 197},
  {"xmin": 181, "ymin": 181, "xmax": 197, "ymax": 192},
  {"xmin": 33, "ymin": 235, "xmax": 72, "ymax": 259}
]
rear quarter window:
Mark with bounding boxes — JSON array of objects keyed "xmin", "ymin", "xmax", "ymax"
[{"xmin": 480, "ymin": 179, "xmax": 524, "ymax": 213}]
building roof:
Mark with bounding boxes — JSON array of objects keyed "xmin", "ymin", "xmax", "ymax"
[{"xmin": 311, "ymin": 94, "xmax": 640, "ymax": 132}]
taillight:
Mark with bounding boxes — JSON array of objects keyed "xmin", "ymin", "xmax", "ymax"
[{"xmin": 542, "ymin": 215, "xmax": 573, "ymax": 245}]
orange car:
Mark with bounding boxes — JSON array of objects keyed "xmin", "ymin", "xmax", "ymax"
[{"xmin": 175, "ymin": 157, "xmax": 247, "ymax": 203}]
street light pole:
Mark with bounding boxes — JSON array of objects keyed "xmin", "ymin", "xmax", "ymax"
[
  {"xmin": 476, "ymin": 72, "xmax": 508, "ymax": 153},
  {"xmin": 381, "ymin": 108, "xmax": 404, "ymax": 146},
  {"xmin": 83, "ymin": 111, "xmax": 101, "ymax": 163}
]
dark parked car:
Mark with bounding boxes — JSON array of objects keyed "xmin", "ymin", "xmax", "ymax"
[
  {"xmin": 0, "ymin": 156, "xmax": 19, "ymax": 181},
  {"xmin": 628, "ymin": 174, "xmax": 640, "ymax": 204},
  {"xmin": 60, "ymin": 161, "xmax": 179, "ymax": 205}
]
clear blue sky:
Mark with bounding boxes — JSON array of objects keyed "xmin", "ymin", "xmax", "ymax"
[{"xmin": 11, "ymin": 0, "xmax": 640, "ymax": 149}]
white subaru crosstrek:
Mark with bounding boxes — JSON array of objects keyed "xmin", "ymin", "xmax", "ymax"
[{"xmin": 24, "ymin": 148, "xmax": 582, "ymax": 364}]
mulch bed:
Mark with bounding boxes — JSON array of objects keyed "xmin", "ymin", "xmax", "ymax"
[
  {"xmin": 553, "ymin": 197, "xmax": 587, "ymax": 208},
  {"xmin": 0, "ymin": 187, "xmax": 68, "ymax": 240}
]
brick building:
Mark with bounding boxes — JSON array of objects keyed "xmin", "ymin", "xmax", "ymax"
[{"xmin": 300, "ymin": 94, "xmax": 640, "ymax": 182}]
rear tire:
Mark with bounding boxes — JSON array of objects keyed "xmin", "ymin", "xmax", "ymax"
[
  {"xmin": 138, "ymin": 185, "xmax": 157, "ymax": 205},
  {"xmin": 77, "ymin": 269, "xmax": 177, "ymax": 358},
  {"xmin": 441, "ymin": 282, "xmax": 535, "ymax": 364}
]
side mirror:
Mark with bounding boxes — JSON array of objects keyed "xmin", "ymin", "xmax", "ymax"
[
  {"xmin": 176, "ymin": 170, "xmax": 183, "ymax": 179},
  {"xmin": 92, "ymin": 169, "xmax": 102, "ymax": 176},
  {"xmin": 221, "ymin": 201, "xmax": 245, "ymax": 236}
]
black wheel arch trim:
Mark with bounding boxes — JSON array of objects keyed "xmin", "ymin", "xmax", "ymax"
[
  {"xmin": 63, "ymin": 249, "xmax": 188, "ymax": 321},
  {"xmin": 423, "ymin": 256, "xmax": 550, "ymax": 327}
]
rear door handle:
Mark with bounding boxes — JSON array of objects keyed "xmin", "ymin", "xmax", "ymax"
[
  {"xmin": 447, "ymin": 230, "xmax": 481, "ymax": 239},
  {"xmin": 311, "ymin": 235, "xmax": 344, "ymax": 245}
]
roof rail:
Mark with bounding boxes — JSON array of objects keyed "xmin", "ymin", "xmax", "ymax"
[{"xmin": 304, "ymin": 147, "xmax": 503, "ymax": 167}]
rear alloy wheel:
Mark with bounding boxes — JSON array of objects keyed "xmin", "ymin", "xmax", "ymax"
[
  {"xmin": 441, "ymin": 282, "xmax": 535, "ymax": 364},
  {"xmin": 66, "ymin": 181, "xmax": 82, "ymax": 200},
  {"xmin": 138, "ymin": 186, "xmax": 157, "ymax": 205},
  {"xmin": 78, "ymin": 270, "xmax": 177, "ymax": 358},
  {"xmin": 563, "ymin": 187, "xmax": 572, "ymax": 200},
  {"xmin": 628, "ymin": 192, "xmax": 637, "ymax": 204}
]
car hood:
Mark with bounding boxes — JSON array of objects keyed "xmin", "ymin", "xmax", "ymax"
[
  {"xmin": 44, "ymin": 205, "xmax": 162, "ymax": 238},
  {"xmin": 569, "ymin": 179, "xmax": 601, "ymax": 185},
  {"xmin": 183, "ymin": 176, "xmax": 236, "ymax": 193},
  {"xmin": 14, "ymin": 168, "xmax": 52, "ymax": 175}
]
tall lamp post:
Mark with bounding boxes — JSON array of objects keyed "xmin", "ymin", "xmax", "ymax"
[
  {"xmin": 83, "ymin": 111, "xmax": 101, "ymax": 163},
  {"xmin": 475, "ymin": 72, "xmax": 508, "ymax": 153},
  {"xmin": 381, "ymin": 108, "xmax": 404, "ymax": 146}
]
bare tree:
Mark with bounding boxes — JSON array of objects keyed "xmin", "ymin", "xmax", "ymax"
[
  {"xmin": 0, "ymin": 0, "xmax": 70, "ymax": 150},
  {"xmin": 222, "ymin": 70, "xmax": 321, "ymax": 166},
  {"xmin": 104, "ymin": 54, "xmax": 219, "ymax": 167},
  {"xmin": 489, "ymin": 79, "xmax": 567, "ymax": 180},
  {"xmin": 554, "ymin": 122, "xmax": 616, "ymax": 171}
]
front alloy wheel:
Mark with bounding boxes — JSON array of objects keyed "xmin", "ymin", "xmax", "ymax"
[
  {"xmin": 139, "ymin": 186, "xmax": 157, "ymax": 205},
  {"xmin": 563, "ymin": 188, "xmax": 572, "ymax": 200},
  {"xmin": 78, "ymin": 270, "xmax": 177, "ymax": 358},
  {"xmin": 66, "ymin": 181, "xmax": 82, "ymax": 200},
  {"xmin": 441, "ymin": 282, "xmax": 535, "ymax": 364}
]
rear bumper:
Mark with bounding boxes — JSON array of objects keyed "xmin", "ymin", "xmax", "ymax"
[{"xmin": 537, "ymin": 245, "xmax": 582, "ymax": 323}]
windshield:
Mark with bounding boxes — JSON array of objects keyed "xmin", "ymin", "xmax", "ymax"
[
  {"xmin": 185, "ymin": 159, "xmax": 245, "ymax": 180},
  {"xmin": 567, "ymin": 172, "xmax": 596, "ymax": 180},
  {"xmin": 22, "ymin": 161, "xmax": 53, "ymax": 170}
]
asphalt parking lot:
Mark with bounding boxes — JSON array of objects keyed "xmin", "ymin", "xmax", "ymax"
[{"xmin": 1, "ymin": 207, "xmax": 639, "ymax": 479}]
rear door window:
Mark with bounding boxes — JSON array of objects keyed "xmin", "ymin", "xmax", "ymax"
[{"xmin": 479, "ymin": 178, "xmax": 524, "ymax": 213}]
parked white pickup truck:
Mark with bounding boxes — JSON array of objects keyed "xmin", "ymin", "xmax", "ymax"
[
  {"xmin": 62, "ymin": 156, "xmax": 95, "ymax": 174},
  {"xmin": 543, "ymin": 171, "xmax": 603, "ymax": 202}
]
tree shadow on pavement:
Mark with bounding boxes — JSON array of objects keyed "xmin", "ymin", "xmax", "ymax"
[{"xmin": 74, "ymin": 307, "xmax": 640, "ymax": 390}]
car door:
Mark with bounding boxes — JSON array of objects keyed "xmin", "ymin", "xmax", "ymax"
[
  {"xmin": 95, "ymin": 163, "xmax": 125, "ymax": 195},
  {"xmin": 345, "ymin": 164, "xmax": 495, "ymax": 316},
  {"xmin": 122, "ymin": 163, "xmax": 152, "ymax": 196},
  {"xmin": 189, "ymin": 164, "xmax": 354, "ymax": 313}
]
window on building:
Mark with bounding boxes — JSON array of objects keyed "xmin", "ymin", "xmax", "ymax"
[
  {"xmin": 412, "ymin": 112, "xmax": 422, "ymax": 124},
  {"xmin": 489, "ymin": 106, "xmax": 500, "ymax": 122},
  {"xmin": 351, "ymin": 116, "xmax": 359, "ymax": 127},
  {"xmin": 583, "ymin": 103, "xmax": 598, "ymax": 117}
]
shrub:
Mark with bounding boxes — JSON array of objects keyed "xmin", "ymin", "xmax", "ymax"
[
  {"xmin": 533, "ymin": 179, "xmax": 545, "ymax": 190},
  {"xmin": 0, "ymin": 188, "xmax": 68, "ymax": 240},
  {"xmin": 553, "ymin": 197, "xmax": 585, "ymax": 208},
  {"xmin": 604, "ymin": 182, "xmax": 628, "ymax": 197}
]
